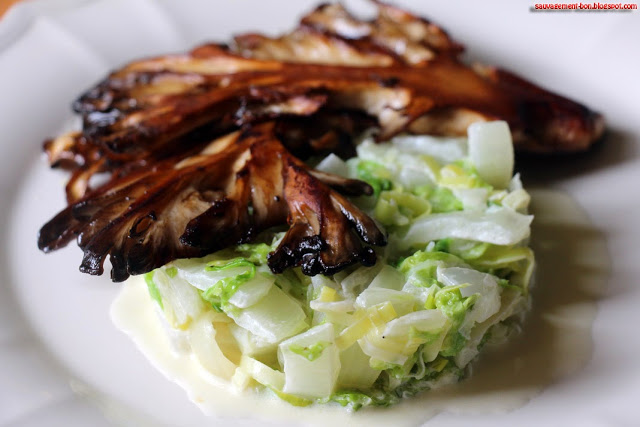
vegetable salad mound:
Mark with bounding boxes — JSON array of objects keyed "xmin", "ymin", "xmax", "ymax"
[{"xmin": 143, "ymin": 121, "xmax": 534, "ymax": 410}]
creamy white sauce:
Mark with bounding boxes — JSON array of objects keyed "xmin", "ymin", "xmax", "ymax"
[{"xmin": 110, "ymin": 189, "xmax": 609, "ymax": 426}]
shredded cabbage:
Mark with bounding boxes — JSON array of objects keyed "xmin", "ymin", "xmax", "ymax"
[{"xmin": 142, "ymin": 121, "xmax": 534, "ymax": 411}]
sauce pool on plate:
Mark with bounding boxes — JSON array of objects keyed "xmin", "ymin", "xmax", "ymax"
[{"xmin": 111, "ymin": 189, "xmax": 609, "ymax": 426}]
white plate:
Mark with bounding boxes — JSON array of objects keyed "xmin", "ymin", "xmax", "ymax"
[{"xmin": 1, "ymin": 1, "xmax": 639, "ymax": 426}]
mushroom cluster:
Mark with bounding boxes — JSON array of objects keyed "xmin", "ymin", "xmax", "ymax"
[{"xmin": 38, "ymin": 2, "xmax": 604, "ymax": 281}]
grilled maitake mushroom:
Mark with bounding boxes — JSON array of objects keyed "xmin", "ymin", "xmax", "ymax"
[
  {"xmin": 39, "ymin": 123, "xmax": 386, "ymax": 282},
  {"xmin": 39, "ymin": 2, "xmax": 605, "ymax": 281}
]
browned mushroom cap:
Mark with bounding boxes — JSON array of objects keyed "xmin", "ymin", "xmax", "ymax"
[
  {"xmin": 38, "ymin": 122, "xmax": 386, "ymax": 282},
  {"xmin": 298, "ymin": 2, "xmax": 464, "ymax": 64},
  {"xmin": 70, "ymin": 40, "xmax": 603, "ymax": 159},
  {"xmin": 39, "ymin": 1, "xmax": 606, "ymax": 282},
  {"xmin": 50, "ymin": 2, "xmax": 603, "ymax": 184}
]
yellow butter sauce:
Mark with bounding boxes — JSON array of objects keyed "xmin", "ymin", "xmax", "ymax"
[{"xmin": 110, "ymin": 189, "xmax": 609, "ymax": 426}]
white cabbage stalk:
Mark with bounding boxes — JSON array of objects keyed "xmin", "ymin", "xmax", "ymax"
[
  {"xmin": 356, "ymin": 140, "xmax": 439, "ymax": 187},
  {"xmin": 390, "ymin": 134, "xmax": 468, "ymax": 164},
  {"xmin": 227, "ymin": 274, "xmax": 274, "ymax": 308},
  {"xmin": 355, "ymin": 139, "xmax": 392, "ymax": 163},
  {"xmin": 315, "ymin": 153, "xmax": 349, "ymax": 177},
  {"xmin": 172, "ymin": 258, "xmax": 251, "ymax": 291},
  {"xmin": 422, "ymin": 326, "xmax": 451, "ymax": 363},
  {"xmin": 397, "ymin": 166, "xmax": 435, "ymax": 189},
  {"xmin": 228, "ymin": 324, "xmax": 277, "ymax": 357},
  {"xmin": 508, "ymin": 173, "xmax": 524, "ymax": 191},
  {"xmin": 308, "ymin": 284, "xmax": 354, "ymax": 325},
  {"xmin": 437, "ymin": 267, "xmax": 501, "ymax": 335},
  {"xmin": 362, "ymin": 310, "xmax": 448, "ymax": 365},
  {"xmin": 452, "ymin": 187, "xmax": 489, "ymax": 211},
  {"xmin": 228, "ymin": 286, "xmax": 307, "ymax": 343},
  {"xmin": 454, "ymin": 289, "xmax": 526, "ymax": 367},
  {"xmin": 279, "ymin": 323, "xmax": 340, "ymax": 399},
  {"xmin": 394, "ymin": 153, "xmax": 438, "ymax": 187},
  {"xmin": 189, "ymin": 313, "xmax": 238, "ymax": 381},
  {"xmin": 310, "ymin": 298, "xmax": 355, "ymax": 313},
  {"xmin": 368, "ymin": 265, "xmax": 406, "ymax": 290},
  {"xmin": 446, "ymin": 238, "xmax": 481, "ymax": 254},
  {"xmin": 467, "ymin": 120, "xmax": 514, "ymax": 189},
  {"xmin": 383, "ymin": 309, "xmax": 448, "ymax": 338},
  {"xmin": 358, "ymin": 332, "xmax": 410, "ymax": 365},
  {"xmin": 502, "ymin": 188, "xmax": 531, "ymax": 212},
  {"xmin": 212, "ymin": 322, "xmax": 241, "ymax": 362},
  {"xmin": 355, "ymin": 288, "xmax": 416, "ymax": 316},
  {"xmin": 310, "ymin": 274, "xmax": 339, "ymax": 292},
  {"xmin": 238, "ymin": 355, "xmax": 285, "ymax": 390},
  {"xmin": 153, "ymin": 269, "xmax": 205, "ymax": 329},
  {"xmin": 401, "ymin": 282, "xmax": 439, "ymax": 306},
  {"xmin": 337, "ymin": 343, "xmax": 381, "ymax": 389},
  {"xmin": 339, "ymin": 263, "xmax": 383, "ymax": 296},
  {"xmin": 403, "ymin": 207, "xmax": 533, "ymax": 247},
  {"xmin": 334, "ymin": 302, "xmax": 397, "ymax": 351},
  {"xmin": 230, "ymin": 366, "xmax": 251, "ymax": 393}
]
